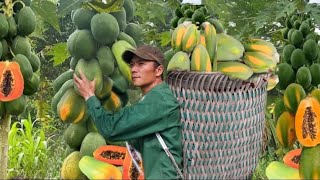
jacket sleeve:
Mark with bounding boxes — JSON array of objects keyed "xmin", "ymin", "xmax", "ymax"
[{"xmin": 86, "ymin": 91, "xmax": 179, "ymax": 141}]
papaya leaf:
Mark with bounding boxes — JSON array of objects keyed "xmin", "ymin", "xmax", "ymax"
[
  {"xmin": 87, "ymin": 0, "xmax": 123, "ymax": 13},
  {"xmin": 32, "ymin": 0, "xmax": 60, "ymax": 32},
  {"xmin": 46, "ymin": 43, "xmax": 70, "ymax": 66},
  {"xmin": 160, "ymin": 31, "xmax": 171, "ymax": 47},
  {"xmin": 57, "ymin": 0, "xmax": 88, "ymax": 17},
  {"xmin": 295, "ymin": 0, "xmax": 306, "ymax": 12},
  {"xmin": 306, "ymin": 3, "xmax": 320, "ymax": 27}
]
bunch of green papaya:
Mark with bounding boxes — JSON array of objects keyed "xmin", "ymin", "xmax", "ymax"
[
  {"xmin": 50, "ymin": 1, "xmax": 143, "ymax": 179},
  {"xmin": 165, "ymin": 3, "xmax": 279, "ymax": 85},
  {"xmin": 0, "ymin": 0, "xmax": 41, "ymax": 117},
  {"xmin": 277, "ymin": 11, "xmax": 320, "ymax": 93}
]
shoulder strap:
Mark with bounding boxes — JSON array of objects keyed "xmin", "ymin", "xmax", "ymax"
[{"xmin": 156, "ymin": 132, "xmax": 184, "ymax": 179}]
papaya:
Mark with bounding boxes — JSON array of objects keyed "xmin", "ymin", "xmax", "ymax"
[
  {"xmin": 64, "ymin": 123, "xmax": 88, "ymax": 149},
  {"xmin": 282, "ymin": 44, "xmax": 295, "ymax": 64},
  {"xmin": 184, "ymin": 9, "xmax": 193, "ymax": 18},
  {"xmin": 12, "ymin": 54, "xmax": 33, "ymax": 81},
  {"xmin": 80, "ymin": 132, "xmax": 106, "ymax": 157},
  {"xmin": 23, "ymin": 73, "xmax": 40, "ymax": 96},
  {"xmin": 287, "ymin": 29, "xmax": 295, "ymax": 42},
  {"xmin": 217, "ymin": 61, "xmax": 253, "ymax": 81},
  {"xmin": 1, "ymin": 39, "xmax": 8, "ymax": 59},
  {"xmin": 0, "ymin": 14, "xmax": 9, "ymax": 38},
  {"xmin": 117, "ymin": 32, "xmax": 137, "ymax": 48},
  {"xmin": 191, "ymin": 9, "xmax": 205, "ymax": 23},
  {"xmin": 123, "ymin": 0, "xmax": 135, "ymax": 22},
  {"xmin": 283, "ymin": 148, "xmax": 301, "ymax": 169},
  {"xmin": 282, "ymin": 28, "xmax": 289, "ymax": 39},
  {"xmin": 276, "ymin": 111, "xmax": 296, "ymax": 148},
  {"xmin": 12, "ymin": 36, "xmax": 31, "ymax": 58},
  {"xmin": 299, "ymin": 21, "xmax": 310, "ymax": 37},
  {"xmin": 201, "ymin": 22, "xmax": 217, "ymax": 70},
  {"xmin": 17, "ymin": 6, "xmax": 36, "ymax": 36},
  {"xmin": 303, "ymin": 39, "xmax": 318, "ymax": 61},
  {"xmin": 96, "ymin": 46, "xmax": 115, "ymax": 76},
  {"xmin": 72, "ymin": 8, "xmax": 96, "ymax": 30},
  {"xmin": 4, "ymin": 95, "xmax": 27, "ymax": 115},
  {"xmin": 110, "ymin": 7, "xmax": 127, "ymax": 31},
  {"xmin": 53, "ymin": 69, "xmax": 74, "ymax": 93},
  {"xmin": 273, "ymin": 97, "xmax": 286, "ymax": 123},
  {"xmin": 79, "ymin": 156, "xmax": 122, "ymax": 179},
  {"xmin": 28, "ymin": 52, "xmax": 41, "ymax": 72},
  {"xmin": 74, "ymin": 58, "xmax": 104, "ymax": 95},
  {"xmin": 91, "ymin": 13, "xmax": 119, "ymax": 45},
  {"xmin": 57, "ymin": 88, "xmax": 88, "ymax": 124},
  {"xmin": 216, "ymin": 33, "xmax": 244, "ymax": 61},
  {"xmin": 7, "ymin": 16, "xmax": 17, "ymax": 37},
  {"xmin": 174, "ymin": 8, "xmax": 184, "ymax": 18},
  {"xmin": 311, "ymin": 89, "xmax": 320, "ymax": 103},
  {"xmin": 164, "ymin": 49, "xmax": 177, "ymax": 72},
  {"xmin": 243, "ymin": 38, "xmax": 277, "ymax": 56},
  {"xmin": 101, "ymin": 91, "xmax": 122, "ymax": 112},
  {"xmin": 96, "ymin": 76, "xmax": 113, "ymax": 101},
  {"xmin": 265, "ymin": 161, "xmax": 300, "ymax": 179},
  {"xmin": 300, "ymin": 144, "xmax": 320, "ymax": 179},
  {"xmin": 123, "ymin": 149, "xmax": 144, "ymax": 180},
  {"xmin": 181, "ymin": 24, "xmax": 199, "ymax": 52},
  {"xmin": 295, "ymin": 97, "xmax": 320, "ymax": 147},
  {"xmin": 206, "ymin": 18, "xmax": 225, "ymax": 33},
  {"xmin": 267, "ymin": 74, "xmax": 279, "ymax": 91},
  {"xmin": 296, "ymin": 66, "xmax": 312, "ymax": 90},
  {"xmin": 170, "ymin": 16, "xmax": 179, "ymax": 28},
  {"xmin": 111, "ymin": 40, "xmax": 134, "ymax": 84},
  {"xmin": 171, "ymin": 23, "xmax": 187, "ymax": 51},
  {"xmin": 291, "ymin": 49, "xmax": 306, "ymax": 70},
  {"xmin": 69, "ymin": 57, "xmax": 79, "ymax": 70},
  {"xmin": 190, "ymin": 44, "xmax": 212, "ymax": 72},
  {"xmin": 290, "ymin": 30, "xmax": 304, "ymax": 48},
  {"xmin": 283, "ymin": 83, "xmax": 306, "ymax": 115},
  {"xmin": 86, "ymin": 117, "xmax": 98, "ymax": 133},
  {"xmin": 0, "ymin": 61, "xmax": 24, "ymax": 102},
  {"xmin": 124, "ymin": 23, "xmax": 143, "ymax": 45},
  {"xmin": 167, "ymin": 51, "xmax": 190, "ymax": 72},
  {"xmin": 276, "ymin": 63, "xmax": 295, "ymax": 90},
  {"xmin": 293, "ymin": 20, "xmax": 301, "ymax": 29},
  {"xmin": 61, "ymin": 151, "xmax": 86, "ymax": 180},
  {"xmin": 51, "ymin": 79, "xmax": 74, "ymax": 114},
  {"xmin": 242, "ymin": 52, "xmax": 276, "ymax": 73},
  {"xmin": 67, "ymin": 30, "xmax": 98, "ymax": 59},
  {"xmin": 109, "ymin": 68, "xmax": 129, "ymax": 94},
  {"xmin": 93, "ymin": 145, "xmax": 127, "ymax": 166}
]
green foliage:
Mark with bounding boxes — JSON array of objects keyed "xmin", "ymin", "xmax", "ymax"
[
  {"xmin": 8, "ymin": 114, "xmax": 49, "ymax": 179},
  {"xmin": 31, "ymin": 0, "xmax": 60, "ymax": 32},
  {"xmin": 46, "ymin": 42, "xmax": 70, "ymax": 66},
  {"xmin": 57, "ymin": 0, "xmax": 88, "ymax": 18}
]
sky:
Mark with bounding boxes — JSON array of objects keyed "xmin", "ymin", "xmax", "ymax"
[{"xmin": 309, "ymin": 0, "xmax": 320, "ymax": 3}]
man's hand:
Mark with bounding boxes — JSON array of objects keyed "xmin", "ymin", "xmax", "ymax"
[{"xmin": 73, "ymin": 71, "xmax": 96, "ymax": 101}]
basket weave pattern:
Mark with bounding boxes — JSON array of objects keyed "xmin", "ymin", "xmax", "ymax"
[{"xmin": 166, "ymin": 71, "xmax": 268, "ymax": 179}]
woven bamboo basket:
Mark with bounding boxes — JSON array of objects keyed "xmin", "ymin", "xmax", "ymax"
[{"xmin": 166, "ymin": 71, "xmax": 269, "ymax": 179}]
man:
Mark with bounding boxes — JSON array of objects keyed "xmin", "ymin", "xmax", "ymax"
[{"xmin": 73, "ymin": 45, "xmax": 183, "ymax": 179}]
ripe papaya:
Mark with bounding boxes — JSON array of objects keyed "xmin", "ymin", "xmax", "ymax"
[
  {"xmin": 190, "ymin": 44, "xmax": 211, "ymax": 72},
  {"xmin": 242, "ymin": 52, "xmax": 276, "ymax": 73},
  {"xmin": 243, "ymin": 38, "xmax": 277, "ymax": 56},
  {"xmin": 167, "ymin": 51, "xmax": 190, "ymax": 72},
  {"xmin": 93, "ymin": 145, "xmax": 127, "ymax": 166},
  {"xmin": 283, "ymin": 148, "xmax": 301, "ymax": 169},
  {"xmin": 216, "ymin": 33, "xmax": 244, "ymax": 61},
  {"xmin": 273, "ymin": 97, "xmax": 286, "ymax": 123},
  {"xmin": 0, "ymin": 61, "xmax": 24, "ymax": 102},
  {"xmin": 283, "ymin": 83, "xmax": 306, "ymax": 115},
  {"xmin": 51, "ymin": 79, "xmax": 74, "ymax": 115},
  {"xmin": 311, "ymin": 89, "xmax": 320, "ymax": 103},
  {"xmin": 295, "ymin": 97, "xmax": 320, "ymax": 147},
  {"xmin": 102, "ymin": 91, "xmax": 122, "ymax": 112},
  {"xmin": 201, "ymin": 22, "xmax": 217, "ymax": 70},
  {"xmin": 265, "ymin": 161, "xmax": 300, "ymax": 179},
  {"xmin": 181, "ymin": 24, "xmax": 199, "ymax": 52},
  {"xmin": 217, "ymin": 61, "xmax": 253, "ymax": 81},
  {"xmin": 79, "ymin": 156, "xmax": 122, "ymax": 179},
  {"xmin": 276, "ymin": 111, "xmax": 296, "ymax": 148},
  {"xmin": 171, "ymin": 23, "xmax": 187, "ymax": 51}
]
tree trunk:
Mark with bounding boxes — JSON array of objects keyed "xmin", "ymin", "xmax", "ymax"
[{"xmin": 0, "ymin": 113, "xmax": 11, "ymax": 179}]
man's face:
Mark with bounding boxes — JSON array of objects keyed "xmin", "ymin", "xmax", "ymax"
[{"xmin": 129, "ymin": 56, "xmax": 162, "ymax": 87}]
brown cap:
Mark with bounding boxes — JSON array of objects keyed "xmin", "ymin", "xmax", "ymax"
[{"xmin": 122, "ymin": 45, "xmax": 164, "ymax": 66}]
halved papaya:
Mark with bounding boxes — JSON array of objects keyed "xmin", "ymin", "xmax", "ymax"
[
  {"xmin": 283, "ymin": 148, "xmax": 302, "ymax": 169},
  {"xmin": 93, "ymin": 145, "xmax": 127, "ymax": 166}
]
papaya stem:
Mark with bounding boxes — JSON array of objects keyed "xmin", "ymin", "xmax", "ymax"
[{"xmin": 0, "ymin": 113, "xmax": 11, "ymax": 179}]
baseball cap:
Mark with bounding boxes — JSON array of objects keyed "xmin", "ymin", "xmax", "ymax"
[{"xmin": 122, "ymin": 45, "xmax": 164, "ymax": 66}]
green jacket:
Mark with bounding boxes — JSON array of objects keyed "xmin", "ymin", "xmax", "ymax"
[{"xmin": 86, "ymin": 82, "xmax": 183, "ymax": 179}]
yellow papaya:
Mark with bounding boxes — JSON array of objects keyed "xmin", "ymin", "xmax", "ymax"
[
  {"xmin": 191, "ymin": 44, "xmax": 211, "ymax": 72},
  {"xmin": 167, "ymin": 51, "xmax": 190, "ymax": 72},
  {"xmin": 217, "ymin": 61, "xmax": 253, "ymax": 81},
  {"xmin": 276, "ymin": 111, "xmax": 296, "ymax": 148},
  {"xmin": 171, "ymin": 23, "xmax": 187, "ymax": 50},
  {"xmin": 244, "ymin": 38, "xmax": 277, "ymax": 56},
  {"xmin": 201, "ymin": 22, "xmax": 217, "ymax": 71},
  {"xmin": 181, "ymin": 24, "xmax": 199, "ymax": 52},
  {"xmin": 242, "ymin": 52, "xmax": 277, "ymax": 73}
]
